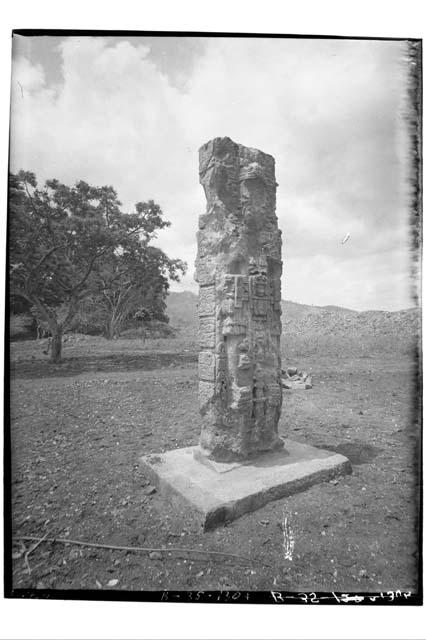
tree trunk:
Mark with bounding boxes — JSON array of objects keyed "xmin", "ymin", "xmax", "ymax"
[
  {"xmin": 50, "ymin": 330, "xmax": 63, "ymax": 363},
  {"xmin": 105, "ymin": 318, "xmax": 117, "ymax": 340},
  {"xmin": 106, "ymin": 312, "xmax": 124, "ymax": 339}
]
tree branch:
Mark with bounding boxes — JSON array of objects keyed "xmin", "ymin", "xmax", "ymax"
[
  {"xmin": 70, "ymin": 247, "xmax": 109, "ymax": 294},
  {"xmin": 61, "ymin": 295, "xmax": 80, "ymax": 331},
  {"xmin": 30, "ymin": 295, "xmax": 58, "ymax": 333},
  {"xmin": 32, "ymin": 244, "xmax": 68, "ymax": 274}
]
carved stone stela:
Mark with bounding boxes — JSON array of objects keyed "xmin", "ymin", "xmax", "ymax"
[
  {"xmin": 140, "ymin": 137, "xmax": 350, "ymax": 529},
  {"xmin": 195, "ymin": 137, "xmax": 284, "ymax": 462}
]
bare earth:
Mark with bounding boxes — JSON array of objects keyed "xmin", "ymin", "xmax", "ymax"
[{"xmin": 8, "ymin": 332, "xmax": 420, "ymax": 594}]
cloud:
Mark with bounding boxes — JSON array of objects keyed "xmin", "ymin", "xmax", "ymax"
[
  {"xmin": 285, "ymin": 248, "xmax": 412, "ymax": 311},
  {"xmin": 10, "ymin": 36, "xmax": 413, "ymax": 310}
]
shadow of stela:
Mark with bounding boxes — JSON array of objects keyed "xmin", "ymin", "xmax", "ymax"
[{"xmin": 315, "ymin": 442, "xmax": 381, "ymax": 465}]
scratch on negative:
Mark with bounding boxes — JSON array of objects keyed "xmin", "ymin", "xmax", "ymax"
[{"xmin": 282, "ymin": 516, "xmax": 295, "ymax": 561}]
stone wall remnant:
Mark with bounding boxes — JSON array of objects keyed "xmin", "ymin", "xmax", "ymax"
[{"xmin": 195, "ymin": 137, "xmax": 283, "ymax": 462}]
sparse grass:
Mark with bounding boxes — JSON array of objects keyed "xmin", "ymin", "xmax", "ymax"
[{"xmin": 8, "ymin": 329, "xmax": 420, "ymax": 593}]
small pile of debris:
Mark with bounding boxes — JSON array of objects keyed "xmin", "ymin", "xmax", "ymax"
[{"xmin": 281, "ymin": 367, "xmax": 313, "ymax": 390}]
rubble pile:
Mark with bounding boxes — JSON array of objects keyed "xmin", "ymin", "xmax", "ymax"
[
  {"xmin": 281, "ymin": 367, "xmax": 313, "ymax": 390},
  {"xmin": 281, "ymin": 301, "xmax": 420, "ymax": 339}
]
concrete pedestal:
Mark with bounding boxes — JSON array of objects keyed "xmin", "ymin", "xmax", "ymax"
[{"xmin": 140, "ymin": 439, "xmax": 351, "ymax": 530}]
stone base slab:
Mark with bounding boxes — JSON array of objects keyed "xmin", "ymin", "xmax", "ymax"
[{"xmin": 140, "ymin": 440, "xmax": 351, "ymax": 530}]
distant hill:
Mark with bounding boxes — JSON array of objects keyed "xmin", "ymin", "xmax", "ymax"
[
  {"xmin": 281, "ymin": 300, "xmax": 356, "ymax": 322},
  {"xmin": 166, "ymin": 291, "xmax": 420, "ymax": 341},
  {"xmin": 10, "ymin": 291, "xmax": 420, "ymax": 351},
  {"xmin": 281, "ymin": 303, "xmax": 419, "ymax": 339},
  {"xmin": 166, "ymin": 291, "xmax": 198, "ymax": 328},
  {"xmin": 321, "ymin": 304, "xmax": 356, "ymax": 314}
]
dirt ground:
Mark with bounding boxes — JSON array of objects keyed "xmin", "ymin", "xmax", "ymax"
[{"xmin": 8, "ymin": 335, "xmax": 420, "ymax": 594}]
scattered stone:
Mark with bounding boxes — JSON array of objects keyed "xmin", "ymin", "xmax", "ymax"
[
  {"xmin": 282, "ymin": 371, "xmax": 313, "ymax": 390},
  {"xmin": 280, "ymin": 367, "xmax": 313, "ymax": 390},
  {"xmin": 107, "ymin": 578, "xmax": 119, "ymax": 587}
]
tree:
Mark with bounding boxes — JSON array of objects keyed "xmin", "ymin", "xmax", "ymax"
[
  {"xmin": 9, "ymin": 171, "xmax": 186, "ymax": 362},
  {"xmin": 92, "ymin": 243, "xmax": 186, "ymax": 339}
]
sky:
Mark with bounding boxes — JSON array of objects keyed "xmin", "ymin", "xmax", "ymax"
[{"xmin": 9, "ymin": 35, "xmax": 416, "ymax": 311}]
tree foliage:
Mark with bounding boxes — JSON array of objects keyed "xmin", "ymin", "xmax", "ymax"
[
  {"xmin": 91, "ymin": 243, "xmax": 185, "ymax": 339},
  {"xmin": 9, "ymin": 171, "xmax": 186, "ymax": 361}
]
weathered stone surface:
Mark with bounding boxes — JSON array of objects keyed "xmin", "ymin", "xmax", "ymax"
[
  {"xmin": 140, "ymin": 441, "xmax": 352, "ymax": 530},
  {"xmin": 195, "ymin": 137, "xmax": 283, "ymax": 462}
]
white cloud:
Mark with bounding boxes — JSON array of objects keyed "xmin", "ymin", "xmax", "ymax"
[
  {"xmin": 285, "ymin": 248, "xmax": 412, "ymax": 311},
  {"xmin": 10, "ymin": 36, "xmax": 414, "ymax": 310}
]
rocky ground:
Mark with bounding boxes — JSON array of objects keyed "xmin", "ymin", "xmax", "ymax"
[{"xmin": 7, "ymin": 304, "xmax": 421, "ymax": 594}]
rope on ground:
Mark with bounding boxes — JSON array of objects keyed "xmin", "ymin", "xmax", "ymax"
[
  {"xmin": 13, "ymin": 535, "xmax": 261, "ymax": 565},
  {"xmin": 23, "ymin": 532, "xmax": 49, "ymax": 574}
]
